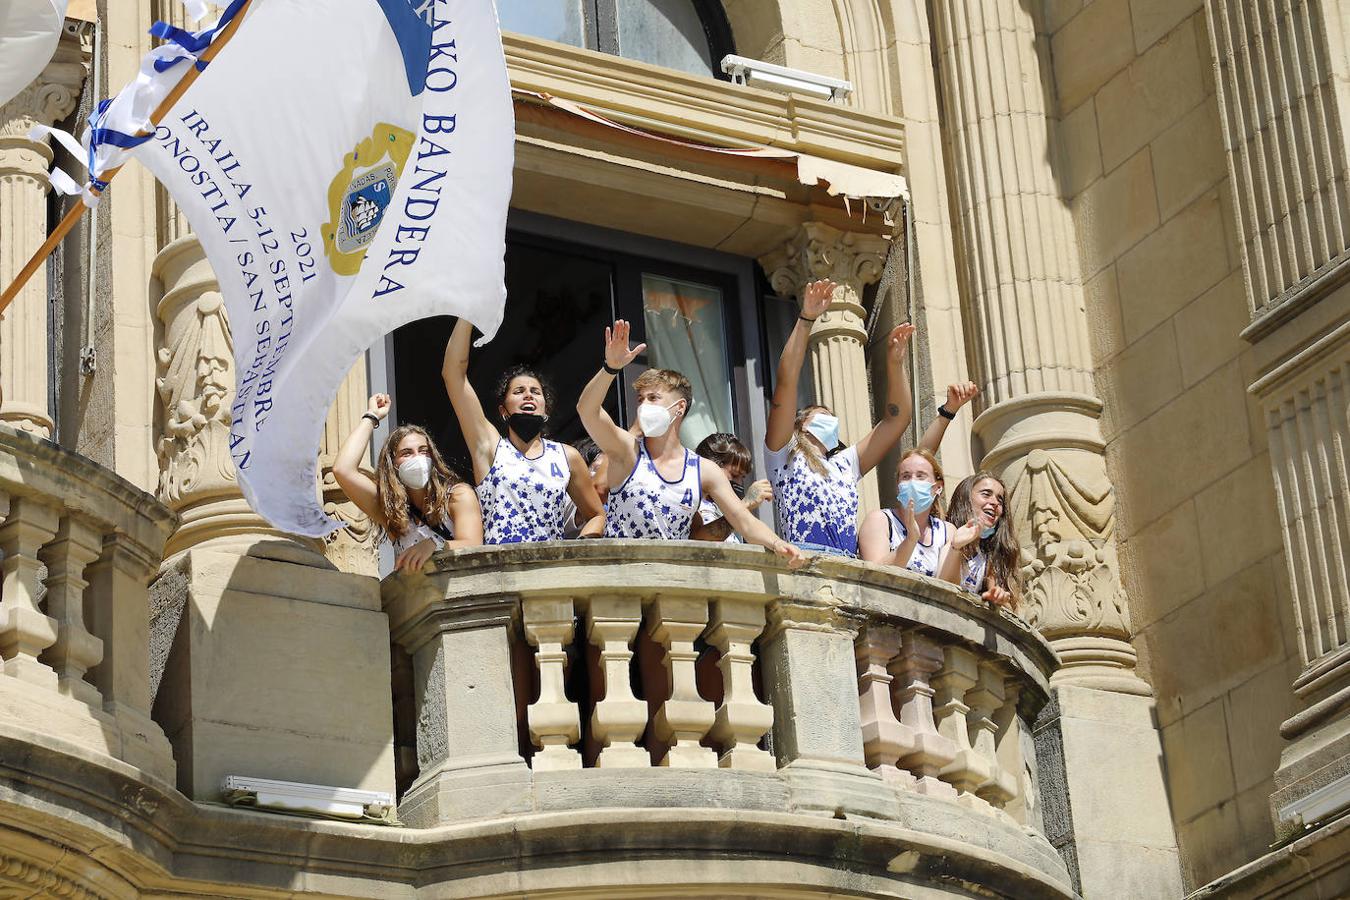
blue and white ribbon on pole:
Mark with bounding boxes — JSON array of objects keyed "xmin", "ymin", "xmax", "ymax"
[{"xmin": 34, "ymin": 0, "xmax": 248, "ymax": 206}]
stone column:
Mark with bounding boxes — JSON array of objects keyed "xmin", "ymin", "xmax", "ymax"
[
  {"xmin": 930, "ymin": 1, "xmax": 1181, "ymax": 894},
  {"xmin": 0, "ymin": 50, "xmax": 86, "ymax": 437},
  {"xmin": 759, "ymin": 223, "xmax": 889, "ymax": 514},
  {"xmin": 760, "ymin": 595, "xmax": 898, "ymax": 819},
  {"xmin": 318, "ymin": 362, "xmax": 378, "ymax": 576}
]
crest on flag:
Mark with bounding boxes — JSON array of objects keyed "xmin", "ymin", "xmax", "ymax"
[{"xmin": 323, "ymin": 122, "xmax": 414, "ymax": 275}]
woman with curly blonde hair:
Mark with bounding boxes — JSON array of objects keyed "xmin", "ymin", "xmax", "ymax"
[{"xmin": 333, "ymin": 393, "xmax": 483, "ymax": 572}]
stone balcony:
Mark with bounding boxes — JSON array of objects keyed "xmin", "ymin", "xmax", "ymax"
[
  {"xmin": 381, "ymin": 541, "xmax": 1074, "ymax": 898},
  {"xmin": 0, "ymin": 428, "xmax": 1072, "ymax": 898}
]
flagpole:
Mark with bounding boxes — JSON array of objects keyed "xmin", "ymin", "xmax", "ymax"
[{"xmin": 0, "ymin": 0, "xmax": 253, "ymax": 316}]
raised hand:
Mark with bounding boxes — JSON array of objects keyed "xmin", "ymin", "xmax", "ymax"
[
  {"xmin": 945, "ymin": 381, "xmax": 979, "ymax": 411},
  {"xmin": 367, "ymin": 393, "xmax": 392, "ymax": 421},
  {"xmin": 887, "ymin": 322, "xmax": 918, "ymax": 366},
  {"xmin": 604, "ymin": 320, "xmax": 647, "ymax": 371},
  {"xmin": 951, "ymin": 517, "xmax": 982, "ymax": 551},
  {"xmin": 898, "ymin": 496, "xmax": 920, "ymax": 535},
  {"xmin": 801, "ymin": 279, "xmax": 836, "ymax": 321},
  {"xmin": 743, "ymin": 479, "xmax": 773, "ymax": 511}
]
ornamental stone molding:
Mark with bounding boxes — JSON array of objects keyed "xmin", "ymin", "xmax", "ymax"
[
  {"xmin": 0, "ymin": 35, "xmax": 88, "ymax": 439},
  {"xmin": 759, "ymin": 222, "xmax": 891, "ymax": 514}
]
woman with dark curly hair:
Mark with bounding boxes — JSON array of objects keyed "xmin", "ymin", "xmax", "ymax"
[
  {"xmin": 332, "ymin": 393, "xmax": 483, "ymax": 572},
  {"xmin": 442, "ymin": 317, "xmax": 605, "ymax": 543}
]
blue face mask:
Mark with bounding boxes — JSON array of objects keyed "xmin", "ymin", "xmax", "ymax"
[
  {"xmin": 897, "ymin": 480, "xmax": 936, "ymax": 514},
  {"xmin": 804, "ymin": 413, "xmax": 840, "ymax": 452},
  {"xmin": 980, "ymin": 522, "xmax": 997, "ymax": 539}
]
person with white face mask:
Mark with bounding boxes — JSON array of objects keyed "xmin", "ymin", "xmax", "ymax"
[
  {"xmin": 765, "ymin": 278, "xmax": 918, "ymax": 556},
  {"xmin": 332, "ymin": 394, "xmax": 484, "ymax": 573},
  {"xmin": 858, "ymin": 448, "xmax": 953, "ymax": 576},
  {"xmin": 576, "ymin": 320, "xmax": 806, "ymax": 569}
]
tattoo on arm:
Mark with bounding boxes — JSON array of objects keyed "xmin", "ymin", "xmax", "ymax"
[{"xmin": 887, "ymin": 403, "xmax": 900, "ymax": 417}]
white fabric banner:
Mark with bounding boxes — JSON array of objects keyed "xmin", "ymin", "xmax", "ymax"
[
  {"xmin": 134, "ymin": 0, "xmax": 513, "ymax": 536},
  {"xmin": 0, "ymin": 0, "xmax": 68, "ymax": 108}
]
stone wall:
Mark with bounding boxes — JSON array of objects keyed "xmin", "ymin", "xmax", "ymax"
[{"xmin": 1045, "ymin": 0, "xmax": 1299, "ymax": 887}]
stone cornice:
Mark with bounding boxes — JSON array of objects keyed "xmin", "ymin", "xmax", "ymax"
[{"xmin": 504, "ymin": 33, "xmax": 906, "ymax": 175}]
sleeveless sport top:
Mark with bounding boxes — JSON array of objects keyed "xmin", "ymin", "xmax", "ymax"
[
  {"xmin": 604, "ymin": 441, "xmax": 702, "ymax": 539},
  {"xmin": 477, "ymin": 437, "xmax": 571, "ymax": 544},
  {"xmin": 391, "ymin": 500, "xmax": 455, "ymax": 555},
  {"xmin": 960, "ymin": 549, "xmax": 989, "ymax": 594},
  {"xmin": 764, "ymin": 440, "xmax": 861, "ymax": 555},
  {"xmin": 881, "ymin": 509, "xmax": 951, "ymax": 577}
]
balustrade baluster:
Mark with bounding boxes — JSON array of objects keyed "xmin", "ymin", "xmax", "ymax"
[
  {"xmin": 37, "ymin": 516, "xmax": 105, "ymax": 706},
  {"xmin": 650, "ymin": 596, "xmax": 717, "ymax": 767},
  {"xmin": 891, "ymin": 631, "xmax": 957, "ymax": 797},
  {"xmin": 586, "ymin": 595, "xmax": 650, "ymax": 767},
  {"xmin": 933, "ymin": 646, "xmax": 994, "ymax": 805},
  {"xmin": 522, "ymin": 598, "xmax": 581, "ymax": 770},
  {"xmin": 0, "ymin": 496, "xmax": 60, "ymax": 687},
  {"xmin": 981, "ymin": 667, "xmax": 1024, "ymax": 811},
  {"xmin": 706, "ymin": 597, "xmax": 774, "ymax": 771},
  {"xmin": 855, "ymin": 624, "xmax": 916, "ymax": 789}
]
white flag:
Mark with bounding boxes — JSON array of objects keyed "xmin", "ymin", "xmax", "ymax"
[
  {"xmin": 132, "ymin": 0, "xmax": 514, "ymax": 536},
  {"xmin": 0, "ymin": 0, "xmax": 68, "ymax": 108}
]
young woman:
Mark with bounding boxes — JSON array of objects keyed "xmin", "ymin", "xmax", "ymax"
[
  {"xmin": 332, "ymin": 393, "xmax": 483, "ymax": 572},
  {"xmin": 443, "ymin": 318, "xmax": 605, "ymax": 543},
  {"xmin": 940, "ymin": 473, "xmax": 1020, "ymax": 608},
  {"xmin": 766, "ymin": 278, "xmax": 917, "ymax": 556},
  {"xmin": 577, "ymin": 320, "xmax": 805, "ymax": 568},
  {"xmin": 692, "ymin": 432, "xmax": 773, "ymax": 543},
  {"xmin": 858, "ymin": 448, "xmax": 952, "ymax": 576}
]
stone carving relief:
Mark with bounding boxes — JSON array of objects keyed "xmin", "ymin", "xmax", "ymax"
[
  {"xmin": 156, "ymin": 291, "xmax": 236, "ymax": 505},
  {"xmin": 761, "ymin": 221, "xmax": 887, "ymax": 302},
  {"xmin": 1011, "ymin": 449, "xmax": 1131, "ymax": 641},
  {"xmin": 0, "ymin": 70, "xmax": 82, "ymax": 136}
]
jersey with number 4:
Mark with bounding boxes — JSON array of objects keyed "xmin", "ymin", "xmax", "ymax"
[
  {"xmin": 478, "ymin": 438, "xmax": 571, "ymax": 544},
  {"xmin": 604, "ymin": 441, "xmax": 702, "ymax": 539}
]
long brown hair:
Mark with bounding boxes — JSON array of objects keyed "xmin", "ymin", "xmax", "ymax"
[
  {"xmin": 896, "ymin": 447, "xmax": 946, "ymax": 519},
  {"xmin": 791, "ymin": 405, "xmax": 834, "ymax": 477},
  {"xmin": 374, "ymin": 425, "xmax": 461, "ymax": 544},
  {"xmin": 947, "ymin": 471, "xmax": 1021, "ymax": 610}
]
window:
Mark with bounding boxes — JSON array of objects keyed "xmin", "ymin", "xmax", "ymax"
[
  {"xmin": 387, "ymin": 215, "xmax": 771, "ymax": 487},
  {"xmin": 497, "ymin": 0, "xmax": 734, "ymax": 78}
]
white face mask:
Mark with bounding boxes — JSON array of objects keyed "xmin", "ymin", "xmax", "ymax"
[
  {"xmin": 637, "ymin": 400, "xmax": 681, "ymax": 438},
  {"xmin": 397, "ymin": 455, "xmax": 432, "ymax": 490}
]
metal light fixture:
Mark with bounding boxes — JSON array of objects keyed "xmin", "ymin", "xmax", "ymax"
[
  {"xmin": 222, "ymin": 775, "xmax": 395, "ymax": 820},
  {"xmin": 720, "ymin": 55, "xmax": 853, "ymax": 102}
]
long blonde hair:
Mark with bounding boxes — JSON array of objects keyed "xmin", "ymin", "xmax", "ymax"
[
  {"xmin": 895, "ymin": 447, "xmax": 946, "ymax": 519},
  {"xmin": 791, "ymin": 405, "xmax": 834, "ymax": 477},
  {"xmin": 374, "ymin": 425, "xmax": 461, "ymax": 544}
]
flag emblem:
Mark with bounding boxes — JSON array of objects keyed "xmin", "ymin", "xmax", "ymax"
[{"xmin": 323, "ymin": 122, "xmax": 415, "ymax": 275}]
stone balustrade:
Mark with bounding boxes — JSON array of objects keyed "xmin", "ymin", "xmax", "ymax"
[
  {"xmin": 382, "ymin": 541, "xmax": 1067, "ymax": 893},
  {"xmin": 0, "ymin": 425, "xmax": 177, "ymax": 784}
]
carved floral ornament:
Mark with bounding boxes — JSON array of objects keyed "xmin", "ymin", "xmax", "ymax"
[
  {"xmin": 156, "ymin": 291, "xmax": 236, "ymax": 504},
  {"xmin": 762, "ymin": 222, "xmax": 889, "ymax": 301},
  {"xmin": 1010, "ymin": 449, "xmax": 1131, "ymax": 641}
]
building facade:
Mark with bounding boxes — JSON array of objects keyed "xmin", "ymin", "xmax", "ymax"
[{"xmin": 0, "ymin": 0, "xmax": 1346, "ymax": 897}]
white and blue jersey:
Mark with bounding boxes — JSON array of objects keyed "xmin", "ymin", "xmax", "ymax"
[
  {"xmin": 477, "ymin": 437, "xmax": 571, "ymax": 544},
  {"xmin": 765, "ymin": 440, "xmax": 861, "ymax": 555},
  {"xmin": 604, "ymin": 441, "xmax": 702, "ymax": 539},
  {"xmin": 698, "ymin": 498, "xmax": 745, "ymax": 544},
  {"xmin": 881, "ymin": 508, "xmax": 951, "ymax": 577},
  {"xmin": 960, "ymin": 549, "xmax": 989, "ymax": 594}
]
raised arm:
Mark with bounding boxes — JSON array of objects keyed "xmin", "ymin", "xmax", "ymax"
[
  {"xmin": 702, "ymin": 465, "xmax": 805, "ymax": 569},
  {"xmin": 767, "ymin": 279, "xmax": 834, "ymax": 452},
  {"xmin": 442, "ymin": 318, "xmax": 501, "ymax": 480},
  {"xmin": 564, "ymin": 444, "xmax": 606, "ymax": 537},
  {"xmin": 578, "ymin": 320, "xmax": 645, "ymax": 482},
  {"xmin": 919, "ymin": 382, "xmax": 979, "ymax": 456},
  {"xmin": 854, "ymin": 323, "xmax": 918, "ymax": 476},
  {"xmin": 332, "ymin": 394, "xmax": 389, "ymax": 526}
]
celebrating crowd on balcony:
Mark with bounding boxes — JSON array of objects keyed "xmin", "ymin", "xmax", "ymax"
[{"xmin": 332, "ymin": 278, "xmax": 1020, "ymax": 611}]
